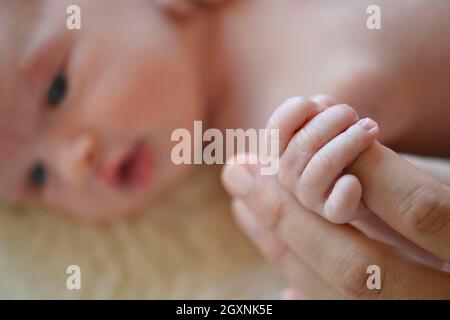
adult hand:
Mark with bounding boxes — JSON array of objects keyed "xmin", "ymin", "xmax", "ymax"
[{"xmin": 221, "ymin": 146, "xmax": 450, "ymax": 299}]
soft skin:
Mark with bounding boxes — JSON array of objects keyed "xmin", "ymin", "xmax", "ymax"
[{"xmin": 0, "ymin": 0, "xmax": 210, "ymax": 220}]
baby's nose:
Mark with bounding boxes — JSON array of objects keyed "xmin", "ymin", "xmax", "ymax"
[{"xmin": 56, "ymin": 133, "xmax": 97, "ymax": 187}]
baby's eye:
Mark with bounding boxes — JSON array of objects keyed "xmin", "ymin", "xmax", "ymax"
[
  {"xmin": 27, "ymin": 162, "xmax": 46, "ymax": 189},
  {"xmin": 47, "ymin": 72, "xmax": 67, "ymax": 107}
]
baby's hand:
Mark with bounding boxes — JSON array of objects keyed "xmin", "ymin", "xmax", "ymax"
[{"xmin": 268, "ymin": 96, "xmax": 379, "ymax": 224}]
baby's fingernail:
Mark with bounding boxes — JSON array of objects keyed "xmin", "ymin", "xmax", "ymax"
[
  {"xmin": 357, "ymin": 118, "xmax": 377, "ymax": 132},
  {"xmin": 222, "ymin": 164, "xmax": 255, "ymax": 197}
]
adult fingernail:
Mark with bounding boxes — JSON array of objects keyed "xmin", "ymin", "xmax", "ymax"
[
  {"xmin": 357, "ymin": 117, "xmax": 378, "ymax": 132},
  {"xmin": 222, "ymin": 164, "xmax": 255, "ymax": 197}
]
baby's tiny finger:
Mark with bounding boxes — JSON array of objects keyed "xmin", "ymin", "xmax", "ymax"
[
  {"xmin": 298, "ymin": 118, "xmax": 379, "ymax": 213},
  {"xmin": 278, "ymin": 104, "xmax": 359, "ymax": 193},
  {"xmin": 267, "ymin": 97, "xmax": 322, "ymax": 158}
]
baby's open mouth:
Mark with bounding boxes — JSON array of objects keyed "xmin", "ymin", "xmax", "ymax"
[{"xmin": 102, "ymin": 141, "xmax": 153, "ymax": 190}]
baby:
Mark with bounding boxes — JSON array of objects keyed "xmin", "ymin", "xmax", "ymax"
[
  {"xmin": 0, "ymin": 0, "xmax": 450, "ymax": 223},
  {"xmin": 0, "ymin": 0, "xmax": 209, "ymax": 219}
]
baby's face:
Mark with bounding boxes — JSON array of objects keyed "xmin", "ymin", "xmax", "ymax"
[{"xmin": 0, "ymin": 0, "xmax": 204, "ymax": 220}]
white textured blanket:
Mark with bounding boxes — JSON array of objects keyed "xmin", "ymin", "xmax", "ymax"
[{"xmin": 0, "ymin": 167, "xmax": 284, "ymax": 299}]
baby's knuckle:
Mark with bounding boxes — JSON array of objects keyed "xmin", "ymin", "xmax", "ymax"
[
  {"xmin": 291, "ymin": 96, "xmax": 317, "ymax": 111},
  {"xmin": 311, "ymin": 151, "xmax": 337, "ymax": 174},
  {"xmin": 335, "ymin": 104, "xmax": 358, "ymax": 122},
  {"xmin": 270, "ymin": 97, "xmax": 313, "ymax": 131},
  {"xmin": 301, "ymin": 98, "xmax": 320, "ymax": 113},
  {"xmin": 292, "ymin": 96, "xmax": 312, "ymax": 104},
  {"xmin": 295, "ymin": 126, "xmax": 324, "ymax": 154},
  {"xmin": 267, "ymin": 115, "xmax": 281, "ymax": 131},
  {"xmin": 311, "ymin": 94, "xmax": 337, "ymax": 107}
]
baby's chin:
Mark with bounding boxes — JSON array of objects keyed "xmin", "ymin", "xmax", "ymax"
[
  {"xmin": 57, "ymin": 177, "xmax": 176, "ymax": 223},
  {"xmin": 47, "ymin": 184, "xmax": 156, "ymax": 223}
]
